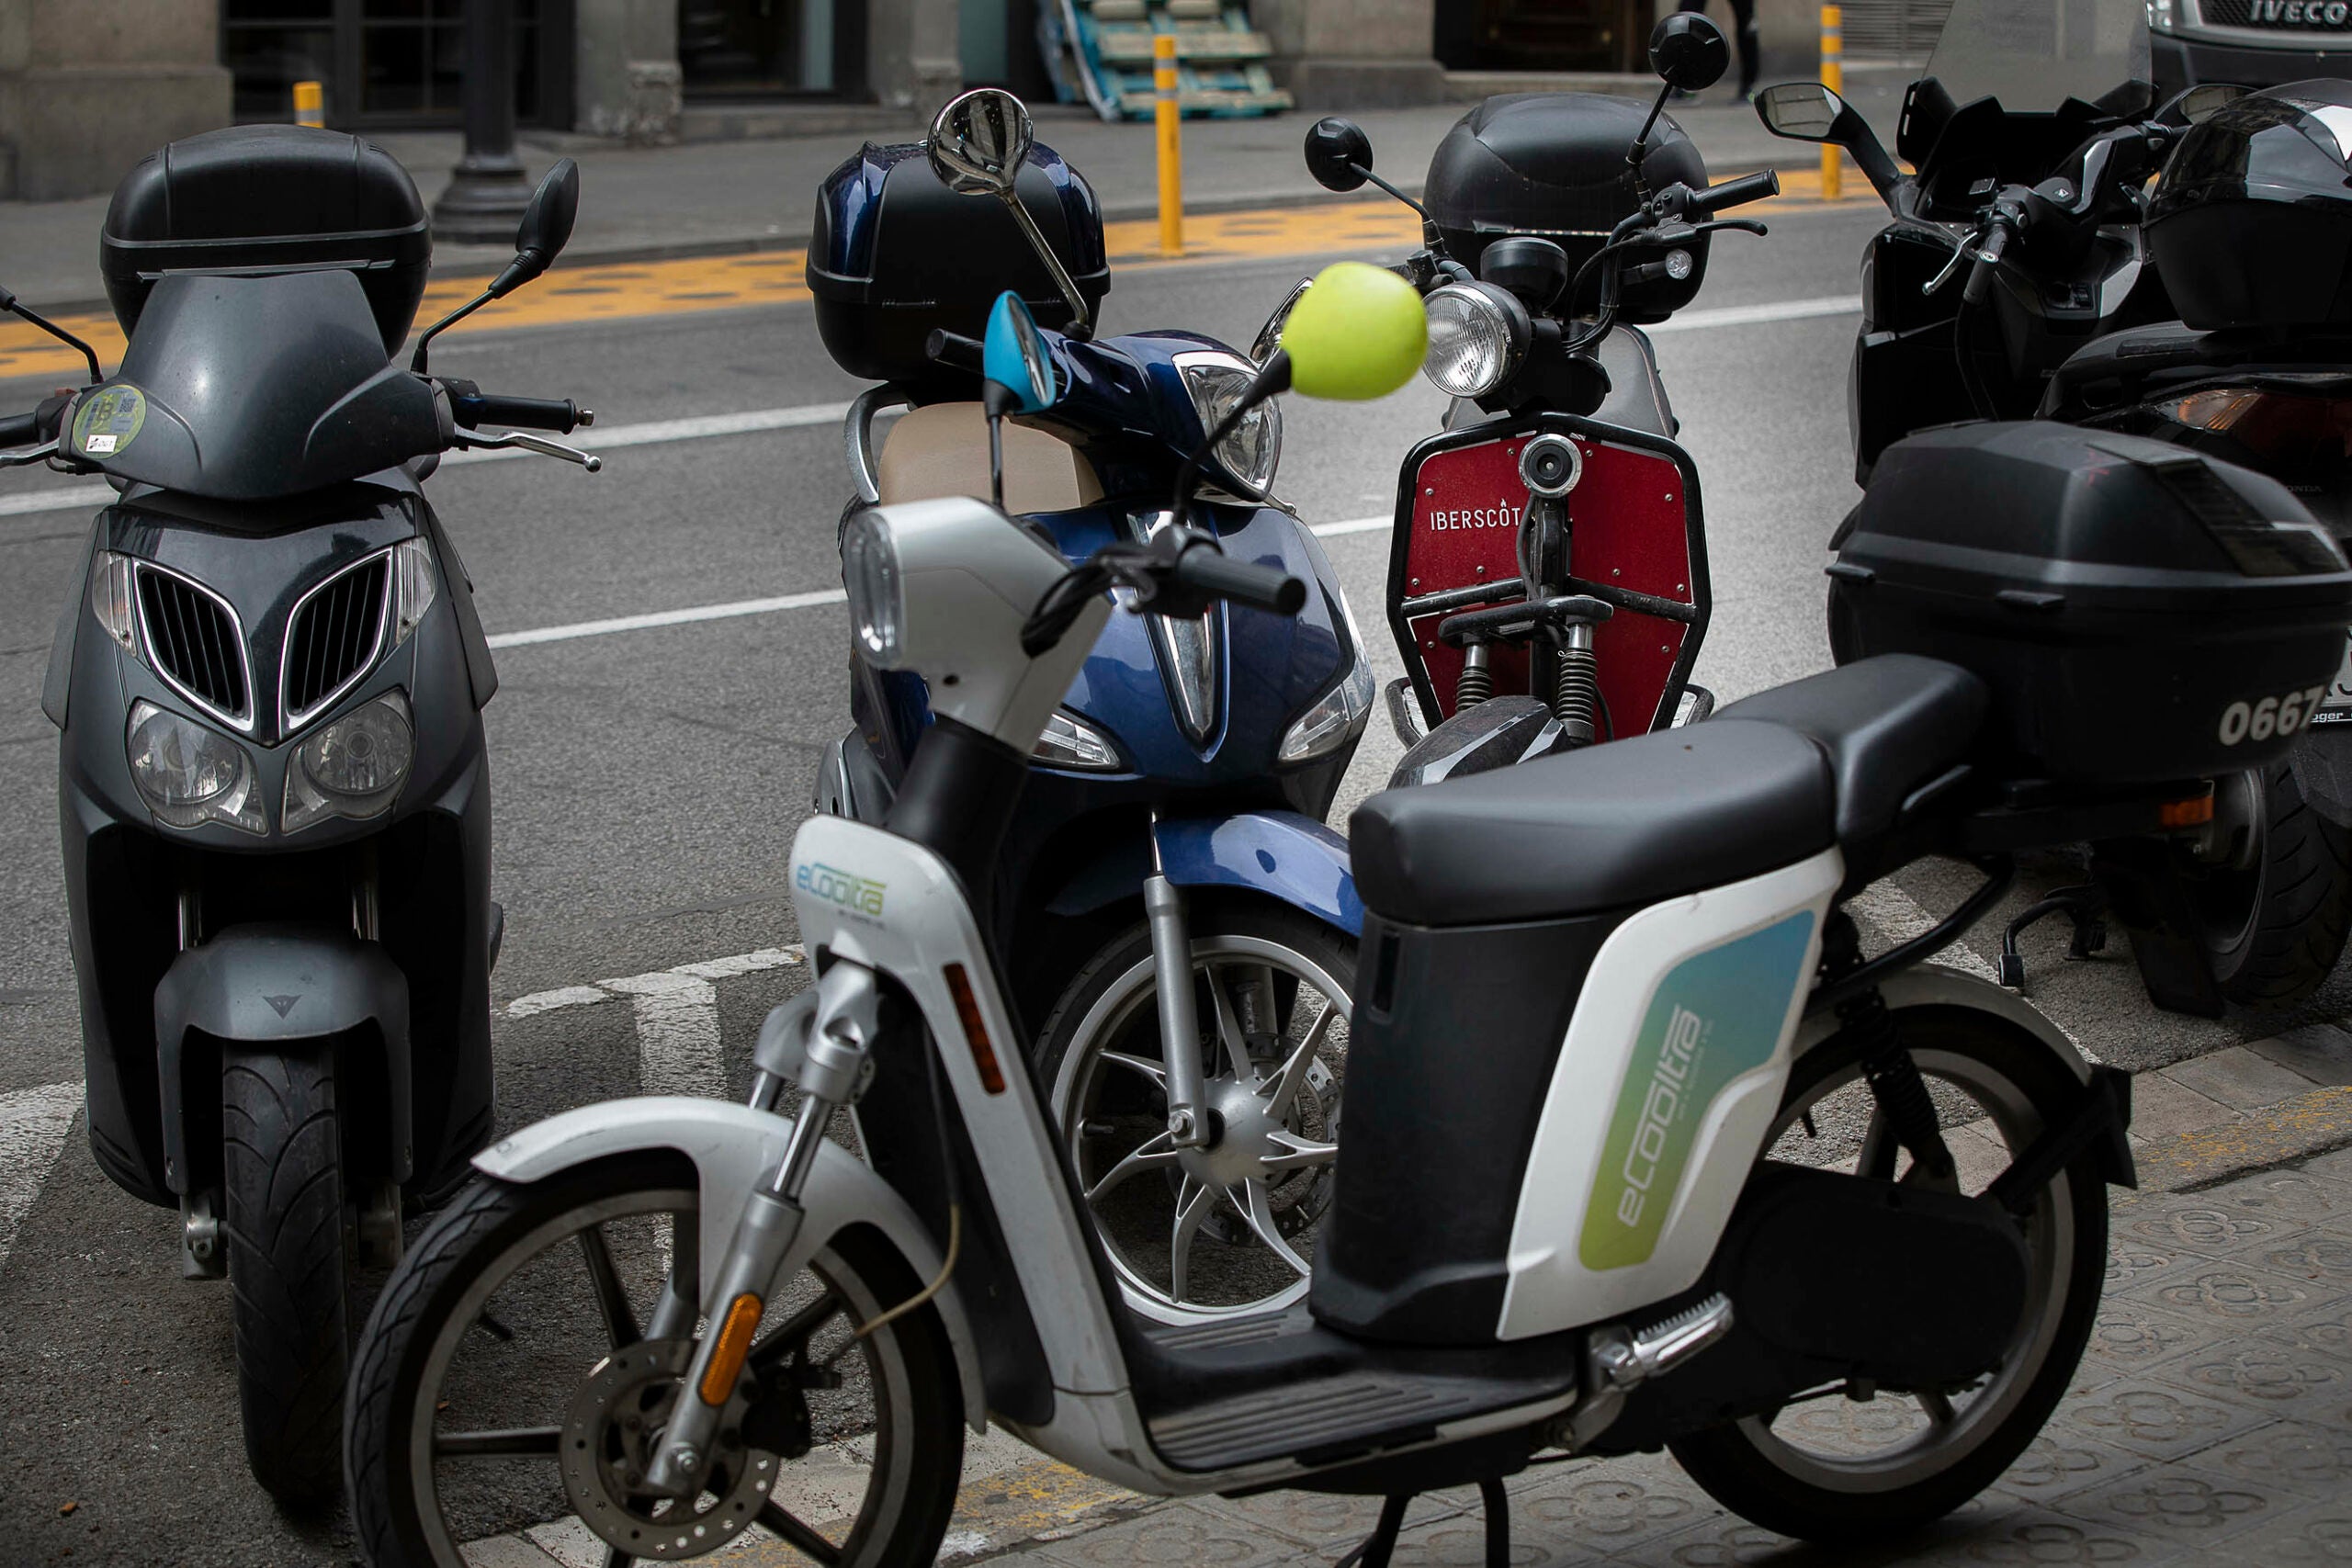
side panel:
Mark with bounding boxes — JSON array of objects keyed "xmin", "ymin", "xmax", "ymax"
[
  {"xmin": 1497, "ymin": 849, "xmax": 1841, "ymax": 1339},
  {"xmin": 1150, "ymin": 809, "xmax": 1364, "ymax": 936},
  {"xmin": 475, "ymin": 1096, "xmax": 988, "ymax": 1430}
]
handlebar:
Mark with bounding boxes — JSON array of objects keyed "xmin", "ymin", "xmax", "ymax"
[
  {"xmin": 1692, "ymin": 169, "xmax": 1781, "ymax": 216},
  {"xmin": 926, "ymin": 329, "xmax": 985, "ymax": 375},
  {"xmin": 0, "ymin": 412, "xmax": 38, "ymax": 447},
  {"xmin": 1962, "ymin": 220, "xmax": 2013, "ymax": 306},
  {"xmin": 1170, "ymin": 543, "xmax": 1307, "ymax": 615},
  {"xmin": 443, "ymin": 379, "xmax": 594, "ymax": 434}
]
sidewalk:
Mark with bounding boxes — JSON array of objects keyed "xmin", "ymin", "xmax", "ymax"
[
  {"xmin": 0, "ymin": 70, "xmax": 1907, "ymax": 318},
  {"xmin": 465, "ymin": 1027, "xmax": 2352, "ymax": 1568}
]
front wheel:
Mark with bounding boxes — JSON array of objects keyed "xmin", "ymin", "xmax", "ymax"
[
  {"xmin": 223, "ymin": 1045, "xmax": 352, "ymax": 1502},
  {"xmin": 2185, "ymin": 761, "xmax": 2352, "ymax": 1007},
  {"xmin": 345, "ymin": 1152, "xmax": 963, "ymax": 1568},
  {"xmin": 1038, "ymin": 898, "xmax": 1355, "ymax": 1325},
  {"xmin": 1668, "ymin": 1008, "xmax": 2109, "ymax": 1542}
]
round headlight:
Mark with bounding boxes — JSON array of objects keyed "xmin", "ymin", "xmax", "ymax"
[
  {"xmin": 284, "ymin": 690, "xmax": 414, "ymax": 831},
  {"xmin": 841, "ymin": 509, "xmax": 905, "ymax": 666},
  {"xmin": 126, "ymin": 700, "xmax": 266, "ymax": 834},
  {"xmin": 1422, "ymin": 283, "xmax": 1527, "ymax": 400}
]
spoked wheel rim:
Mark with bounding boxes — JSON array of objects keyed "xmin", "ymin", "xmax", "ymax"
[
  {"xmin": 1051, "ymin": 933, "xmax": 1351, "ymax": 1323},
  {"xmin": 1735, "ymin": 1045, "xmax": 2076, "ymax": 1494},
  {"xmin": 401, "ymin": 1186, "xmax": 919, "ymax": 1566}
]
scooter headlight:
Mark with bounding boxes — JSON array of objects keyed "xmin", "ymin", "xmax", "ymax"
[
  {"xmin": 1279, "ymin": 642, "xmax": 1376, "ymax": 763},
  {"xmin": 1422, "ymin": 283, "xmax": 1529, "ymax": 400},
  {"xmin": 1179, "ymin": 353, "xmax": 1283, "ymax": 500},
  {"xmin": 127, "ymin": 700, "xmax": 266, "ymax": 834},
  {"xmin": 284, "ymin": 690, "xmax": 413, "ymax": 832},
  {"xmin": 841, "ymin": 509, "xmax": 906, "ymax": 667}
]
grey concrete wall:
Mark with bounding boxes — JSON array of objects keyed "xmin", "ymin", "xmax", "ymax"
[
  {"xmin": 0, "ymin": 0, "xmax": 232, "ymax": 200},
  {"xmin": 575, "ymin": 0, "xmax": 684, "ymax": 141},
  {"xmin": 1251, "ymin": 0, "xmax": 1449, "ymax": 107},
  {"xmin": 868, "ymin": 0, "xmax": 964, "ymax": 118}
]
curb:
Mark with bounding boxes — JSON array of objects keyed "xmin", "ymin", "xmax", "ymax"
[{"xmin": 2133, "ymin": 1082, "xmax": 2352, "ymax": 1193}]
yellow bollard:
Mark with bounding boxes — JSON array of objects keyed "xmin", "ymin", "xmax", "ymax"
[
  {"xmin": 1819, "ymin": 6, "xmax": 1842, "ymax": 202},
  {"xmin": 294, "ymin": 79, "xmax": 325, "ymax": 130},
  {"xmin": 1155, "ymin": 32, "xmax": 1183, "ymax": 257}
]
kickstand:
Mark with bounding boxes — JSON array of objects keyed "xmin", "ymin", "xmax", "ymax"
[
  {"xmin": 1335, "ymin": 1479, "xmax": 1511, "ymax": 1568},
  {"xmin": 1998, "ymin": 883, "xmax": 2108, "ymax": 990}
]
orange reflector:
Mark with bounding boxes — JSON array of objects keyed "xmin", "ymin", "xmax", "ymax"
[
  {"xmin": 698, "ymin": 1292, "xmax": 764, "ymax": 1406},
  {"xmin": 943, "ymin": 964, "xmax": 1006, "ymax": 1094},
  {"xmin": 2160, "ymin": 794, "xmax": 2215, "ymax": 829}
]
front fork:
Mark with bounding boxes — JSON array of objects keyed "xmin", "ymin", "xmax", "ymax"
[{"xmin": 640, "ymin": 957, "xmax": 882, "ymax": 1496}]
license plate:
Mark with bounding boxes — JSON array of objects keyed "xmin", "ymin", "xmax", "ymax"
[{"xmin": 2314, "ymin": 628, "xmax": 2352, "ymax": 725}]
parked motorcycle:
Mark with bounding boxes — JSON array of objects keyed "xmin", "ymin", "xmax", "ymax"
[
  {"xmin": 20, "ymin": 126, "xmax": 599, "ymax": 1499},
  {"xmin": 805, "ymin": 89, "xmax": 1376, "ymax": 1322},
  {"xmin": 1298, "ymin": 15, "xmax": 1779, "ymax": 785},
  {"xmin": 1760, "ymin": 0, "xmax": 2352, "ymax": 1010},
  {"xmin": 346, "ymin": 278, "xmax": 2352, "ymax": 1568}
]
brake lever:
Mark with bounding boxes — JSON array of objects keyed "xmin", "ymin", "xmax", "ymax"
[
  {"xmin": 455, "ymin": 429, "xmax": 604, "ymax": 471},
  {"xmin": 0, "ymin": 437, "xmax": 61, "ymax": 468},
  {"xmin": 1922, "ymin": 236, "xmax": 1973, "ymax": 296}
]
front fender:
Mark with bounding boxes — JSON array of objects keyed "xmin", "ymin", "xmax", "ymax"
[
  {"xmin": 1794, "ymin": 964, "xmax": 2093, "ymax": 1085},
  {"xmin": 475, "ymin": 1096, "xmax": 986, "ymax": 1431},
  {"xmin": 1152, "ymin": 808, "xmax": 1363, "ymax": 936}
]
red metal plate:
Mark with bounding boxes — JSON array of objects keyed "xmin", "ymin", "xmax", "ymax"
[{"xmin": 1398, "ymin": 431, "xmax": 1696, "ymax": 736}]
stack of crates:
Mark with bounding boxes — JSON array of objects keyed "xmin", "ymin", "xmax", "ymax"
[{"xmin": 1045, "ymin": 0, "xmax": 1294, "ymax": 120}]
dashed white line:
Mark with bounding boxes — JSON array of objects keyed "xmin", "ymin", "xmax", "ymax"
[{"xmin": 0, "ymin": 1081, "xmax": 84, "ymax": 1271}]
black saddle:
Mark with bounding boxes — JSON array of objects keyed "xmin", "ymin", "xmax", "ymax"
[{"xmin": 1350, "ymin": 656, "xmax": 1988, "ymax": 926}]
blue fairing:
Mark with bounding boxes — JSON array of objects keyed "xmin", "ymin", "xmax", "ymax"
[{"xmin": 1153, "ymin": 811, "xmax": 1364, "ymax": 937}]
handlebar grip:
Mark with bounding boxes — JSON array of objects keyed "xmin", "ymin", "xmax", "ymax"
[
  {"xmin": 926, "ymin": 329, "xmax": 985, "ymax": 374},
  {"xmin": 1173, "ymin": 548, "xmax": 1307, "ymax": 615},
  {"xmin": 1694, "ymin": 169, "xmax": 1781, "ymax": 216},
  {"xmin": 0, "ymin": 412, "xmax": 39, "ymax": 447},
  {"xmin": 473, "ymin": 393, "xmax": 587, "ymax": 433},
  {"xmin": 1962, "ymin": 222, "xmax": 2011, "ymax": 306}
]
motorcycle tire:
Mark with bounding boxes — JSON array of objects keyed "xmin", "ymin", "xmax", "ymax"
[
  {"xmin": 222, "ymin": 1044, "xmax": 353, "ymax": 1503},
  {"xmin": 2188, "ymin": 761, "xmax": 2352, "ymax": 1008},
  {"xmin": 1668, "ymin": 1007, "xmax": 2109, "ymax": 1543},
  {"xmin": 1038, "ymin": 896, "xmax": 1355, "ymax": 1325},
  {"xmin": 346, "ymin": 1152, "xmax": 963, "ymax": 1568}
]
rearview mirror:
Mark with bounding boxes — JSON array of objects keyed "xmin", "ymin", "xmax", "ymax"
[
  {"xmin": 1305, "ymin": 118, "xmax": 1374, "ymax": 193},
  {"xmin": 928, "ymin": 88, "xmax": 1034, "ymax": 198},
  {"xmin": 1755, "ymin": 82, "xmax": 1846, "ymax": 141},
  {"xmin": 488, "ymin": 158, "xmax": 580, "ymax": 299},
  {"xmin": 2175, "ymin": 82, "xmax": 2245, "ymax": 125},
  {"xmin": 983, "ymin": 291, "xmax": 1057, "ymax": 413},
  {"xmin": 1278, "ymin": 261, "xmax": 1426, "ymax": 400},
  {"xmin": 1648, "ymin": 14, "xmax": 1729, "ymax": 94}
]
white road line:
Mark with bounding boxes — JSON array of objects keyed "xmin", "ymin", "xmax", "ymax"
[
  {"xmin": 1648, "ymin": 295, "xmax": 1858, "ymax": 333},
  {"xmin": 0, "ymin": 1081, "xmax": 83, "ymax": 1272},
  {"xmin": 603, "ymin": 970, "xmax": 726, "ymax": 1097}
]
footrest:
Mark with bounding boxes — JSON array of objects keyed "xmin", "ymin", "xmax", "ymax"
[{"xmin": 1148, "ymin": 1372, "xmax": 1527, "ymax": 1472}]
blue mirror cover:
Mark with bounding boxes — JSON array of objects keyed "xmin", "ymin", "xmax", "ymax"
[{"xmin": 984, "ymin": 290, "xmax": 1057, "ymax": 412}]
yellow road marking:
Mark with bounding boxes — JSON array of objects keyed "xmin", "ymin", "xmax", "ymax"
[{"xmin": 0, "ymin": 179, "xmax": 1875, "ymax": 383}]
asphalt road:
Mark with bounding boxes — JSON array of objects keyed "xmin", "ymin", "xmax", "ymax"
[{"xmin": 1, "ymin": 193, "xmax": 2346, "ymax": 1567}]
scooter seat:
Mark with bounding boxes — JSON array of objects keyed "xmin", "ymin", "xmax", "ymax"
[{"xmin": 1349, "ymin": 656, "xmax": 1986, "ymax": 926}]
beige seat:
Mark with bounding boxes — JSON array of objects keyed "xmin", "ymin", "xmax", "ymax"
[{"xmin": 876, "ymin": 402, "xmax": 1104, "ymax": 514}]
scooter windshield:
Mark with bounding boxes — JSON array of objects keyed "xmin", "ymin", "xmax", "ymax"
[
  {"xmin": 77, "ymin": 268, "xmax": 444, "ymax": 502},
  {"xmin": 1921, "ymin": 0, "xmax": 2150, "ymax": 112}
]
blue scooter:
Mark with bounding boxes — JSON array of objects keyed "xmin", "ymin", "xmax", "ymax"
[{"xmin": 809, "ymin": 90, "xmax": 1374, "ymax": 1322}]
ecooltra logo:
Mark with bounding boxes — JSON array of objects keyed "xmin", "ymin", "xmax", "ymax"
[
  {"xmin": 796, "ymin": 861, "xmax": 887, "ymax": 918},
  {"xmin": 1613, "ymin": 1004, "xmax": 1706, "ymax": 1229},
  {"xmin": 1425, "ymin": 499, "xmax": 1523, "ymax": 531}
]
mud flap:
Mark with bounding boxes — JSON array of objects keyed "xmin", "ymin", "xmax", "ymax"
[{"xmin": 2087, "ymin": 838, "xmax": 2226, "ymax": 1018}]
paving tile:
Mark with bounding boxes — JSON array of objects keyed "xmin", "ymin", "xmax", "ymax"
[
  {"xmin": 2081, "ymin": 1298, "xmax": 2224, "ymax": 1382},
  {"xmin": 2193, "ymin": 1418, "xmax": 2352, "ymax": 1502},
  {"xmin": 1614, "ymin": 1510, "xmax": 1890, "ymax": 1566},
  {"xmin": 2193, "ymin": 1167, "xmax": 2352, "ymax": 1232},
  {"xmin": 2247, "ymin": 1024, "xmax": 2352, "ymax": 1088},
  {"xmin": 2134, "ymin": 1258, "xmax": 2327, "ymax": 1326},
  {"xmin": 2052, "ymin": 1464, "xmax": 2283, "ymax": 1553},
  {"xmin": 2106, "ymin": 1233, "xmax": 2197, "ymax": 1292},
  {"xmin": 2159, "ymin": 1047, "xmax": 2324, "ymax": 1112},
  {"xmin": 2242, "ymin": 1229, "xmax": 2352, "ymax": 1289},
  {"xmin": 2189, "ymin": 1495, "xmax": 2352, "ymax": 1564},
  {"xmin": 1367, "ymin": 1506, "xmax": 1622, "ymax": 1566},
  {"xmin": 1031, "ymin": 1499, "xmax": 1304, "ymax": 1568},
  {"xmin": 1989, "ymin": 1427, "xmax": 2151, "ymax": 1507},
  {"xmin": 2121, "ymin": 1074, "xmax": 2240, "ymax": 1142},
  {"xmin": 2146, "ymin": 1331, "xmax": 2351, "ymax": 1415},
  {"xmin": 2302, "ymin": 1145, "xmax": 2352, "ymax": 1183},
  {"xmin": 1188, "ymin": 1487, "xmax": 1462, "ymax": 1551},
  {"xmin": 459, "ymin": 1536, "xmax": 569, "ymax": 1568},
  {"xmin": 2052, "ymin": 1380, "xmax": 2269, "ymax": 1464},
  {"xmin": 1506, "ymin": 1463, "xmax": 1713, "ymax": 1556},
  {"xmin": 2109, "ymin": 1198, "xmax": 2281, "ymax": 1260}
]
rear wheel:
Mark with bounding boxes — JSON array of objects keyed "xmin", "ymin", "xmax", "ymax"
[
  {"xmin": 346, "ymin": 1154, "xmax": 963, "ymax": 1568},
  {"xmin": 2187, "ymin": 761, "xmax": 2352, "ymax": 1007},
  {"xmin": 1668, "ymin": 1009, "xmax": 2109, "ymax": 1542},
  {"xmin": 222, "ymin": 1045, "xmax": 352, "ymax": 1503},
  {"xmin": 1038, "ymin": 898, "xmax": 1355, "ymax": 1325}
]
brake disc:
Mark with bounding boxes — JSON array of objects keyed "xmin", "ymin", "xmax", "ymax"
[{"xmin": 560, "ymin": 1337, "xmax": 779, "ymax": 1561}]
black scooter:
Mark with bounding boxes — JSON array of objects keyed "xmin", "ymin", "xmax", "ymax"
[{"xmin": 17, "ymin": 126, "xmax": 599, "ymax": 1499}]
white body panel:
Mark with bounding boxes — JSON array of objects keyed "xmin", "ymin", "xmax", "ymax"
[
  {"xmin": 1792, "ymin": 962, "xmax": 2094, "ymax": 1081},
  {"xmin": 1498, "ymin": 849, "xmax": 1843, "ymax": 1340},
  {"xmin": 474, "ymin": 1096, "xmax": 988, "ymax": 1429}
]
